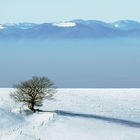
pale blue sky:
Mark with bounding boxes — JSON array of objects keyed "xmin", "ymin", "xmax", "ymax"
[{"xmin": 0, "ymin": 0, "xmax": 140, "ymax": 23}]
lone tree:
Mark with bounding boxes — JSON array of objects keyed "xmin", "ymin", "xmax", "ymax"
[{"xmin": 10, "ymin": 76, "xmax": 56, "ymax": 112}]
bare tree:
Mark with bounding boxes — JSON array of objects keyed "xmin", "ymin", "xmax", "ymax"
[{"xmin": 10, "ymin": 76, "xmax": 56, "ymax": 112}]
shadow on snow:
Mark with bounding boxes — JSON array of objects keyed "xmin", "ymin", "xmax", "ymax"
[{"xmin": 41, "ymin": 110, "xmax": 140, "ymax": 129}]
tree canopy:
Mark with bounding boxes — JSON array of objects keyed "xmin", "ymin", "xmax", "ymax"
[{"xmin": 10, "ymin": 76, "xmax": 56, "ymax": 112}]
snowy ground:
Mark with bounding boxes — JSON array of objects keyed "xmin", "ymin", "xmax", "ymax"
[{"xmin": 0, "ymin": 88, "xmax": 140, "ymax": 140}]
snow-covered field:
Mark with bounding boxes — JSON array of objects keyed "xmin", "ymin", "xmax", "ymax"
[{"xmin": 0, "ymin": 88, "xmax": 140, "ymax": 140}]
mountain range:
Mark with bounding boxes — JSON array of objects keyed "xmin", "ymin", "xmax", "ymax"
[{"xmin": 0, "ymin": 20, "xmax": 140, "ymax": 39}]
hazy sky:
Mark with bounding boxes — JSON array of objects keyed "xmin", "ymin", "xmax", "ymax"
[{"xmin": 0, "ymin": 0, "xmax": 140, "ymax": 23}]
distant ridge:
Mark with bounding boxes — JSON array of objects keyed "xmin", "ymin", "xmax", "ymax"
[{"xmin": 0, "ymin": 20, "xmax": 140, "ymax": 39}]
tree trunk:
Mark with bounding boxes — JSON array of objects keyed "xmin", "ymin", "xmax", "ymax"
[{"xmin": 28, "ymin": 103, "xmax": 35, "ymax": 112}]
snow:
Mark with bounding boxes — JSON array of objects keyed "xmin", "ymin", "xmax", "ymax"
[
  {"xmin": 53, "ymin": 22, "xmax": 76, "ymax": 27},
  {"xmin": 0, "ymin": 25, "xmax": 5, "ymax": 29},
  {"xmin": 0, "ymin": 88, "xmax": 140, "ymax": 140},
  {"xmin": 1, "ymin": 23, "xmax": 36, "ymax": 29},
  {"xmin": 114, "ymin": 24, "xmax": 119, "ymax": 28}
]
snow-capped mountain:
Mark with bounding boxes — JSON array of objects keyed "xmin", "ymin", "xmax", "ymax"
[
  {"xmin": 111, "ymin": 20, "xmax": 140, "ymax": 30},
  {"xmin": 0, "ymin": 23, "xmax": 38, "ymax": 30},
  {"xmin": 52, "ymin": 22, "xmax": 76, "ymax": 27},
  {"xmin": 0, "ymin": 20, "xmax": 140, "ymax": 39}
]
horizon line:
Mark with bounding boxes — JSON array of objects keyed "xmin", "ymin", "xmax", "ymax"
[{"xmin": 1, "ymin": 19, "xmax": 140, "ymax": 24}]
